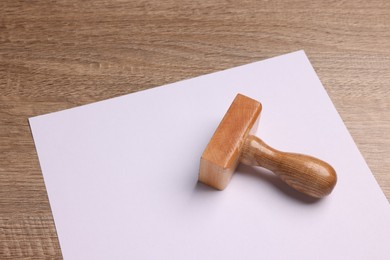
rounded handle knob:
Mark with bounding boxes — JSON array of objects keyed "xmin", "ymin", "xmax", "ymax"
[{"xmin": 240, "ymin": 135, "xmax": 337, "ymax": 198}]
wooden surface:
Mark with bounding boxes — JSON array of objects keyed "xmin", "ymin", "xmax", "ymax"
[{"xmin": 1, "ymin": 0, "xmax": 389, "ymax": 258}]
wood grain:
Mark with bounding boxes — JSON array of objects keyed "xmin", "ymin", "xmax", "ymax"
[
  {"xmin": 1, "ymin": 0, "xmax": 389, "ymax": 258},
  {"xmin": 200, "ymin": 94, "xmax": 336, "ymax": 198},
  {"xmin": 199, "ymin": 94, "xmax": 261, "ymax": 190},
  {"xmin": 241, "ymin": 135, "xmax": 337, "ymax": 198}
]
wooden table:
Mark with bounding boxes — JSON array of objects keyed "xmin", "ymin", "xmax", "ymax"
[{"xmin": 1, "ymin": 0, "xmax": 389, "ymax": 258}]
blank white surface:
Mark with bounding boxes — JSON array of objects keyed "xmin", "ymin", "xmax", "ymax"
[{"xmin": 29, "ymin": 51, "xmax": 390, "ymax": 260}]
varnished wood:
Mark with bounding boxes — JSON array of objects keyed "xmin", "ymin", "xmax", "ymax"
[
  {"xmin": 199, "ymin": 94, "xmax": 337, "ymax": 198},
  {"xmin": 200, "ymin": 94, "xmax": 261, "ymax": 190},
  {"xmin": 1, "ymin": 0, "xmax": 389, "ymax": 258},
  {"xmin": 240, "ymin": 135, "xmax": 337, "ymax": 198}
]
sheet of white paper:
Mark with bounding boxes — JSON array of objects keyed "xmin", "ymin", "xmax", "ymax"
[{"xmin": 29, "ymin": 51, "xmax": 390, "ymax": 260}]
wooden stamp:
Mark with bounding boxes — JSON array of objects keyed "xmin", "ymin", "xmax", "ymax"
[{"xmin": 199, "ymin": 94, "xmax": 337, "ymax": 198}]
